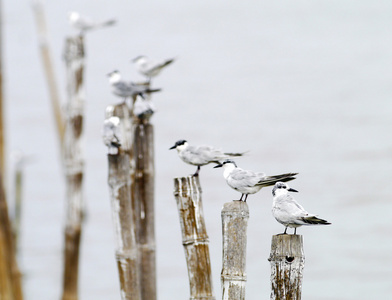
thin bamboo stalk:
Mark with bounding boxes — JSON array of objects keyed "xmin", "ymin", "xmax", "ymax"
[
  {"xmin": 61, "ymin": 36, "xmax": 85, "ymax": 300},
  {"xmin": 105, "ymin": 103, "xmax": 141, "ymax": 300},
  {"xmin": 0, "ymin": 0, "xmax": 5, "ymax": 178},
  {"xmin": 268, "ymin": 234, "xmax": 304, "ymax": 300},
  {"xmin": 130, "ymin": 116, "xmax": 156, "ymax": 300},
  {"xmin": 0, "ymin": 173, "xmax": 23, "ymax": 299},
  {"xmin": 173, "ymin": 176, "xmax": 215, "ymax": 300},
  {"xmin": 221, "ymin": 201, "xmax": 249, "ymax": 300},
  {"xmin": 12, "ymin": 156, "xmax": 23, "ymax": 254},
  {"xmin": 31, "ymin": 0, "xmax": 65, "ymax": 145},
  {"xmin": 0, "ymin": 226, "xmax": 13, "ymax": 299}
]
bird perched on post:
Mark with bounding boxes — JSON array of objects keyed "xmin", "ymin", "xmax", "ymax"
[
  {"xmin": 271, "ymin": 182, "xmax": 331, "ymax": 235},
  {"xmin": 169, "ymin": 140, "xmax": 244, "ymax": 176},
  {"xmin": 68, "ymin": 11, "xmax": 116, "ymax": 34},
  {"xmin": 132, "ymin": 55, "xmax": 175, "ymax": 82},
  {"xmin": 102, "ymin": 116, "xmax": 121, "ymax": 154},
  {"xmin": 107, "ymin": 70, "xmax": 161, "ymax": 104},
  {"xmin": 214, "ymin": 160, "xmax": 297, "ymax": 202}
]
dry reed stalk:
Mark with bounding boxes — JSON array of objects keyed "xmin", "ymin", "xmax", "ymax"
[
  {"xmin": 173, "ymin": 176, "xmax": 215, "ymax": 300},
  {"xmin": 0, "ymin": 174, "xmax": 23, "ymax": 299},
  {"xmin": 105, "ymin": 103, "xmax": 141, "ymax": 300},
  {"xmin": 268, "ymin": 234, "xmax": 304, "ymax": 300},
  {"xmin": 12, "ymin": 158, "xmax": 23, "ymax": 254},
  {"xmin": 221, "ymin": 201, "xmax": 249, "ymax": 300},
  {"xmin": 61, "ymin": 36, "xmax": 85, "ymax": 300},
  {"xmin": 31, "ymin": 0, "xmax": 65, "ymax": 145},
  {"xmin": 130, "ymin": 116, "xmax": 156, "ymax": 300},
  {"xmin": 0, "ymin": 227, "xmax": 13, "ymax": 299},
  {"xmin": 0, "ymin": 0, "xmax": 4, "ymax": 178}
]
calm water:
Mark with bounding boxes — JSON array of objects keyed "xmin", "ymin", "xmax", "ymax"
[{"xmin": 4, "ymin": 1, "xmax": 392, "ymax": 299}]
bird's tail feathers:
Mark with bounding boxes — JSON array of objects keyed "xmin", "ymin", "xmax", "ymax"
[
  {"xmin": 161, "ymin": 59, "xmax": 175, "ymax": 68},
  {"xmin": 301, "ymin": 215, "xmax": 331, "ymax": 225},
  {"xmin": 256, "ymin": 173, "xmax": 298, "ymax": 187},
  {"xmin": 146, "ymin": 88, "xmax": 162, "ymax": 93},
  {"xmin": 224, "ymin": 151, "xmax": 248, "ymax": 157},
  {"xmin": 102, "ymin": 19, "xmax": 116, "ymax": 27}
]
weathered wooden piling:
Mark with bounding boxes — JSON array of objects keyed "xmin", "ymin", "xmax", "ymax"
[
  {"xmin": 0, "ymin": 174, "xmax": 23, "ymax": 300},
  {"xmin": 61, "ymin": 35, "xmax": 85, "ymax": 300},
  {"xmin": 221, "ymin": 201, "xmax": 249, "ymax": 300},
  {"xmin": 105, "ymin": 103, "xmax": 141, "ymax": 300},
  {"xmin": 173, "ymin": 176, "xmax": 215, "ymax": 300},
  {"xmin": 130, "ymin": 116, "xmax": 156, "ymax": 300},
  {"xmin": 268, "ymin": 234, "xmax": 305, "ymax": 300}
]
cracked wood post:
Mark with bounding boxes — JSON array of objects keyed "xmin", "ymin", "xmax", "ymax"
[
  {"xmin": 221, "ymin": 201, "xmax": 249, "ymax": 300},
  {"xmin": 130, "ymin": 115, "xmax": 156, "ymax": 300},
  {"xmin": 268, "ymin": 234, "xmax": 305, "ymax": 300},
  {"xmin": 173, "ymin": 176, "xmax": 215, "ymax": 300},
  {"xmin": 61, "ymin": 35, "xmax": 85, "ymax": 300},
  {"xmin": 105, "ymin": 103, "xmax": 141, "ymax": 300}
]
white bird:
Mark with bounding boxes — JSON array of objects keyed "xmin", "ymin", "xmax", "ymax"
[
  {"xmin": 68, "ymin": 11, "xmax": 116, "ymax": 34},
  {"xmin": 272, "ymin": 182, "xmax": 331, "ymax": 235},
  {"xmin": 102, "ymin": 116, "xmax": 121, "ymax": 154},
  {"xmin": 133, "ymin": 97, "xmax": 155, "ymax": 120},
  {"xmin": 107, "ymin": 70, "xmax": 161, "ymax": 104},
  {"xmin": 132, "ymin": 55, "xmax": 175, "ymax": 82},
  {"xmin": 214, "ymin": 160, "xmax": 297, "ymax": 202},
  {"xmin": 169, "ymin": 140, "xmax": 244, "ymax": 176}
]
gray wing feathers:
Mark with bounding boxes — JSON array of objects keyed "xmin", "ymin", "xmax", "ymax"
[{"xmin": 256, "ymin": 173, "xmax": 298, "ymax": 187}]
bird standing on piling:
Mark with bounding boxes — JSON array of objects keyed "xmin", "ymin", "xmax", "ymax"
[
  {"xmin": 102, "ymin": 116, "xmax": 121, "ymax": 153},
  {"xmin": 170, "ymin": 140, "xmax": 244, "ymax": 176},
  {"xmin": 214, "ymin": 160, "xmax": 297, "ymax": 202},
  {"xmin": 68, "ymin": 11, "xmax": 116, "ymax": 34},
  {"xmin": 271, "ymin": 182, "xmax": 331, "ymax": 235},
  {"xmin": 107, "ymin": 70, "xmax": 161, "ymax": 104},
  {"xmin": 132, "ymin": 55, "xmax": 175, "ymax": 82}
]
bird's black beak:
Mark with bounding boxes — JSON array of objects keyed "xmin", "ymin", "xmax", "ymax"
[
  {"xmin": 288, "ymin": 188, "xmax": 299, "ymax": 193},
  {"xmin": 213, "ymin": 163, "xmax": 223, "ymax": 168},
  {"xmin": 169, "ymin": 145, "xmax": 176, "ymax": 150}
]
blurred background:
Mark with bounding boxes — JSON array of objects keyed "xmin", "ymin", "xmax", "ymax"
[{"xmin": 3, "ymin": 0, "xmax": 392, "ymax": 299}]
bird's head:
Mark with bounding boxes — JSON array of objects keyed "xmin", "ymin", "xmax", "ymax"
[
  {"xmin": 131, "ymin": 55, "xmax": 147, "ymax": 63},
  {"xmin": 169, "ymin": 139, "xmax": 187, "ymax": 151},
  {"xmin": 169, "ymin": 140, "xmax": 188, "ymax": 151},
  {"xmin": 272, "ymin": 182, "xmax": 298, "ymax": 197},
  {"xmin": 107, "ymin": 70, "xmax": 121, "ymax": 83},
  {"xmin": 68, "ymin": 11, "xmax": 80, "ymax": 22},
  {"xmin": 214, "ymin": 159, "xmax": 237, "ymax": 169}
]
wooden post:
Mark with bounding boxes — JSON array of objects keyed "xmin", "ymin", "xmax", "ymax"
[
  {"xmin": 105, "ymin": 103, "xmax": 141, "ymax": 300},
  {"xmin": 268, "ymin": 234, "xmax": 305, "ymax": 300},
  {"xmin": 61, "ymin": 35, "xmax": 85, "ymax": 300},
  {"xmin": 173, "ymin": 176, "xmax": 215, "ymax": 300},
  {"xmin": 0, "ymin": 173, "xmax": 23, "ymax": 300},
  {"xmin": 31, "ymin": 0, "xmax": 65, "ymax": 145},
  {"xmin": 130, "ymin": 116, "xmax": 156, "ymax": 300},
  {"xmin": 221, "ymin": 201, "xmax": 249, "ymax": 300}
]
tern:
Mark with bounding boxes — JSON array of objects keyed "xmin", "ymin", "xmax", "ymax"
[
  {"xmin": 272, "ymin": 182, "xmax": 331, "ymax": 235},
  {"xmin": 102, "ymin": 116, "xmax": 121, "ymax": 150},
  {"xmin": 107, "ymin": 70, "xmax": 161, "ymax": 104},
  {"xmin": 68, "ymin": 11, "xmax": 116, "ymax": 34},
  {"xmin": 170, "ymin": 140, "xmax": 244, "ymax": 176},
  {"xmin": 214, "ymin": 160, "xmax": 297, "ymax": 202},
  {"xmin": 132, "ymin": 55, "xmax": 175, "ymax": 82}
]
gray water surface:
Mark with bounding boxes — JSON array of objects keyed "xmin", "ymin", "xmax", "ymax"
[{"xmin": 4, "ymin": 1, "xmax": 392, "ymax": 299}]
